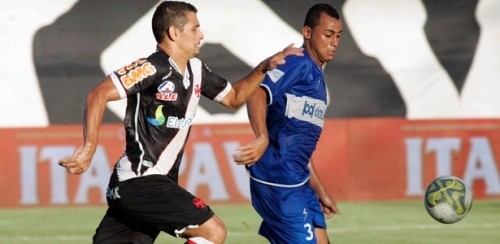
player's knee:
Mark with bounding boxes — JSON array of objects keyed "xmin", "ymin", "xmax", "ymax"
[
  {"xmin": 207, "ymin": 216, "xmax": 227, "ymax": 243},
  {"xmin": 184, "ymin": 216, "xmax": 226, "ymax": 243}
]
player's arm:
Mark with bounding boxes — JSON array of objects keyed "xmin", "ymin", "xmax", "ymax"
[
  {"xmin": 219, "ymin": 44, "xmax": 302, "ymax": 109},
  {"xmin": 233, "ymin": 87, "xmax": 268, "ymax": 165},
  {"xmin": 58, "ymin": 77, "xmax": 121, "ymax": 175},
  {"xmin": 309, "ymin": 159, "xmax": 340, "ymax": 218}
]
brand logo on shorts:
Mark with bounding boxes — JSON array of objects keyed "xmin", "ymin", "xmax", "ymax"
[
  {"xmin": 193, "ymin": 198, "xmax": 207, "ymax": 208},
  {"xmin": 106, "ymin": 187, "xmax": 121, "ymax": 200}
]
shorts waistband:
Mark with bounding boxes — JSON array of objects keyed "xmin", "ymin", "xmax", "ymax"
[{"xmin": 249, "ymin": 175, "xmax": 310, "ymax": 188}]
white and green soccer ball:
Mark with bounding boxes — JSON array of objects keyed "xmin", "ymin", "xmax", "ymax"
[{"xmin": 424, "ymin": 175, "xmax": 473, "ymax": 224}]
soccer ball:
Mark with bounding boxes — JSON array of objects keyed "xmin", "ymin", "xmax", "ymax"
[{"xmin": 424, "ymin": 175, "xmax": 472, "ymax": 224}]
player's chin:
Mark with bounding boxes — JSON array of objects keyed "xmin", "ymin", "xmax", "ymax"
[{"xmin": 325, "ymin": 53, "xmax": 336, "ymax": 61}]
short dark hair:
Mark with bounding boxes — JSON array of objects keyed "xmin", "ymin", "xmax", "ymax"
[
  {"xmin": 303, "ymin": 3, "xmax": 340, "ymax": 29},
  {"xmin": 152, "ymin": 1, "xmax": 198, "ymax": 43}
]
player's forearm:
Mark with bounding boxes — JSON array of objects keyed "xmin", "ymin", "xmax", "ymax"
[
  {"xmin": 246, "ymin": 88, "xmax": 268, "ymax": 138},
  {"xmin": 309, "ymin": 161, "xmax": 328, "ymax": 197},
  {"xmin": 228, "ymin": 61, "xmax": 268, "ymax": 108},
  {"xmin": 228, "ymin": 44, "xmax": 303, "ymax": 108},
  {"xmin": 81, "ymin": 78, "xmax": 120, "ymax": 158},
  {"xmin": 81, "ymin": 88, "xmax": 107, "ymax": 157}
]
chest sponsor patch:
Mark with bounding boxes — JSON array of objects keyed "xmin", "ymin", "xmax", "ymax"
[
  {"xmin": 285, "ymin": 93, "xmax": 326, "ymax": 128},
  {"xmin": 156, "ymin": 80, "xmax": 178, "ymax": 101}
]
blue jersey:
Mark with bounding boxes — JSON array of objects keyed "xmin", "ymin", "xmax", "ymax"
[{"xmin": 248, "ymin": 50, "xmax": 328, "ymax": 186}]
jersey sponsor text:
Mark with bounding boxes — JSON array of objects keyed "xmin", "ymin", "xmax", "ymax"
[{"xmin": 285, "ymin": 93, "xmax": 326, "ymax": 128}]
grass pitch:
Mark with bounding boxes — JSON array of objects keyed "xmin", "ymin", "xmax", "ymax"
[{"xmin": 0, "ymin": 199, "xmax": 499, "ymax": 243}]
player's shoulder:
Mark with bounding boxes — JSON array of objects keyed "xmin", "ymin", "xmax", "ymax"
[
  {"xmin": 145, "ymin": 51, "xmax": 174, "ymax": 74},
  {"xmin": 283, "ymin": 52, "xmax": 314, "ymax": 70}
]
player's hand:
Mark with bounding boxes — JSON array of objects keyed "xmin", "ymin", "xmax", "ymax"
[
  {"xmin": 58, "ymin": 145, "xmax": 93, "ymax": 175},
  {"xmin": 233, "ymin": 135, "xmax": 269, "ymax": 166},
  {"xmin": 319, "ymin": 194, "xmax": 340, "ymax": 219},
  {"xmin": 264, "ymin": 43, "xmax": 304, "ymax": 71}
]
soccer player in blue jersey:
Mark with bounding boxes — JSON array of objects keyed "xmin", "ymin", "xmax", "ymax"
[
  {"xmin": 58, "ymin": 1, "xmax": 302, "ymax": 244},
  {"xmin": 234, "ymin": 3, "xmax": 342, "ymax": 243}
]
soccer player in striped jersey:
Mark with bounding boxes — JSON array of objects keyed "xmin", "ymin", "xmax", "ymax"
[{"xmin": 58, "ymin": 1, "xmax": 302, "ymax": 243}]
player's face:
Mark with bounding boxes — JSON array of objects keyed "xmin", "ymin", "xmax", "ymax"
[
  {"xmin": 305, "ymin": 13, "xmax": 343, "ymax": 66},
  {"xmin": 178, "ymin": 12, "xmax": 204, "ymax": 58}
]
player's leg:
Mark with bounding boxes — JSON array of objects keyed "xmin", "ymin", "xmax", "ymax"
[
  {"xmin": 116, "ymin": 175, "xmax": 226, "ymax": 243},
  {"xmin": 250, "ymin": 180, "xmax": 317, "ymax": 243},
  {"xmin": 93, "ymin": 208, "xmax": 160, "ymax": 244},
  {"xmin": 181, "ymin": 215, "xmax": 226, "ymax": 244},
  {"xmin": 315, "ymin": 227, "xmax": 330, "ymax": 244},
  {"xmin": 306, "ymin": 185, "xmax": 330, "ymax": 244}
]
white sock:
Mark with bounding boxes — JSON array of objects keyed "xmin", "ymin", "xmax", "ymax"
[{"xmin": 185, "ymin": 237, "xmax": 215, "ymax": 244}]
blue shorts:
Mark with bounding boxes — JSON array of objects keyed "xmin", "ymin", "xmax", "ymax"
[{"xmin": 250, "ymin": 179, "xmax": 327, "ymax": 243}]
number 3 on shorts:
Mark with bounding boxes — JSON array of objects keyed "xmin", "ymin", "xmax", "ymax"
[{"xmin": 304, "ymin": 223, "xmax": 314, "ymax": 241}]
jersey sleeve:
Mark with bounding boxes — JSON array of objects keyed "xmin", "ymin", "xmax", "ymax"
[
  {"xmin": 260, "ymin": 56, "xmax": 308, "ymax": 105},
  {"xmin": 110, "ymin": 57, "xmax": 167, "ymax": 99},
  {"xmin": 199, "ymin": 62, "xmax": 231, "ymax": 102}
]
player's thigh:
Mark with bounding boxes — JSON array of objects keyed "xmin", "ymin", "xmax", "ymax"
[
  {"xmin": 93, "ymin": 208, "xmax": 159, "ymax": 244},
  {"xmin": 114, "ymin": 175, "xmax": 219, "ymax": 237},
  {"xmin": 315, "ymin": 227, "xmax": 330, "ymax": 244},
  {"xmin": 251, "ymin": 182, "xmax": 318, "ymax": 242}
]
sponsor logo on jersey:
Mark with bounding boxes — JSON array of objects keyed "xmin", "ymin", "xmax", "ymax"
[
  {"xmin": 166, "ymin": 116, "xmax": 193, "ymax": 129},
  {"xmin": 267, "ymin": 68, "xmax": 284, "ymax": 83},
  {"xmin": 285, "ymin": 93, "xmax": 326, "ymax": 128},
  {"xmin": 156, "ymin": 80, "xmax": 178, "ymax": 101},
  {"xmin": 116, "ymin": 59, "xmax": 157, "ymax": 89},
  {"xmin": 302, "ymin": 101, "xmax": 325, "ymax": 120},
  {"xmin": 146, "ymin": 105, "xmax": 193, "ymax": 129},
  {"xmin": 147, "ymin": 105, "xmax": 166, "ymax": 126}
]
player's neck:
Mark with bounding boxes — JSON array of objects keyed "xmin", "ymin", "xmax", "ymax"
[
  {"xmin": 157, "ymin": 44, "xmax": 188, "ymax": 74},
  {"xmin": 303, "ymin": 44, "xmax": 326, "ymax": 69}
]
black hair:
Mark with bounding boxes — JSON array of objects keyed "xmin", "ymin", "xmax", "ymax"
[
  {"xmin": 152, "ymin": 1, "xmax": 198, "ymax": 43},
  {"xmin": 303, "ymin": 3, "xmax": 340, "ymax": 29}
]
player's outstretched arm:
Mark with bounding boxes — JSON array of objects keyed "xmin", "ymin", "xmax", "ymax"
[
  {"xmin": 220, "ymin": 44, "xmax": 303, "ymax": 109},
  {"xmin": 58, "ymin": 77, "xmax": 120, "ymax": 175},
  {"xmin": 309, "ymin": 160, "xmax": 340, "ymax": 218},
  {"xmin": 233, "ymin": 88, "xmax": 268, "ymax": 165}
]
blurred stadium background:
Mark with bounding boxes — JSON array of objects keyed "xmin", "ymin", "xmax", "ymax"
[{"xmin": 1, "ymin": 0, "xmax": 500, "ymax": 243}]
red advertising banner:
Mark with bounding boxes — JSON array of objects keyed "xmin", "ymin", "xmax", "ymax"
[{"xmin": 1, "ymin": 119, "xmax": 500, "ymax": 207}]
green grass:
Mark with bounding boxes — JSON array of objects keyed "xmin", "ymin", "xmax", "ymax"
[{"xmin": 0, "ymin": 199, "xmax": 499, "ymax": 243}]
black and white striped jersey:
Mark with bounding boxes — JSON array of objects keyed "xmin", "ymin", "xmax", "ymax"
[{"xmin": 110, "ymin": 50, "xmax": 231, "ymax": 182}]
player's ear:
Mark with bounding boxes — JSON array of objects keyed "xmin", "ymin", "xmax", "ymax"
[
  {"xmin": 303, "ymin": 26, "xmax": 312, "ymax": 40},
  {"xmin": 166, "ymin": 26, "xmax": 178, "ymax": 41}
]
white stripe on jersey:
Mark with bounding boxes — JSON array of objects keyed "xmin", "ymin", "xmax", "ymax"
[
  {"xmin": 134, "ymin": 93, "xmax": 147, "ymax": 175},
  {"xmin": 110, "ymin": 72, "xmax": 127, "ymax": 99},
  {"xmin": 143, "ymin": 58, "xmax": 203, "ymax": 176},
  {"xmin": 285, "ymin": 93, "xmax": 326, "ymax": 128}
]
